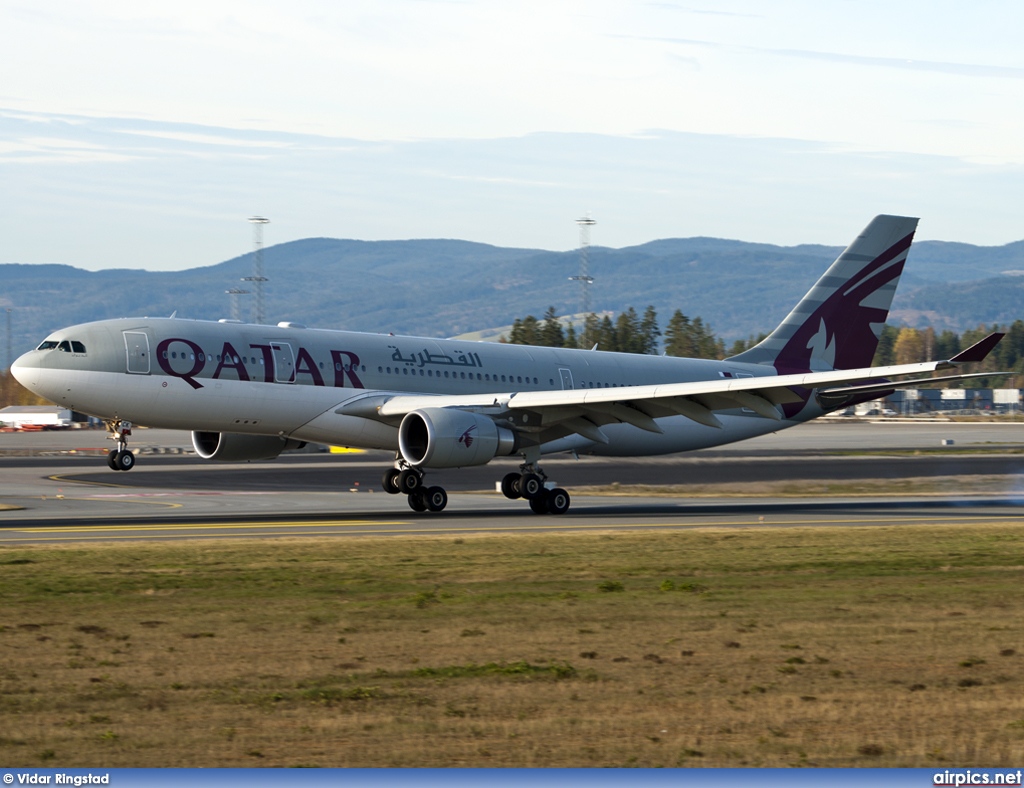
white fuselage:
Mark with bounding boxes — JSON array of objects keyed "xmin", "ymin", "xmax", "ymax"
[{"xmin": 13, "ymin": 317, "xmax": 813, "ymax": 457}]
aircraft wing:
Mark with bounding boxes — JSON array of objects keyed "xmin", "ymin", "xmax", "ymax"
[{"xmin": 346, "ymin": 333, "xmax": 1005, "ymax": 443}]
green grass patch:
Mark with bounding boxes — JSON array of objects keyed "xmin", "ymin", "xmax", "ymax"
[{"xmin": 2, "ymin": 525, "xmax": 1024, "ymax": 767}]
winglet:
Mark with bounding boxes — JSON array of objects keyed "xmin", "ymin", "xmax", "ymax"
[{"xmin": 948, "ymin": 332, "xmax": 1004, "ymax": 364}]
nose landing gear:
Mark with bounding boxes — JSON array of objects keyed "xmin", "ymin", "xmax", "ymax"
[{"xmin": 105, "ymin": 420, "xmax": 135, "ymax": 471}]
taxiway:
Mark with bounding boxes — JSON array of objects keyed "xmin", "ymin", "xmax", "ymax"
[{"xmin": 1, "ymin": 420, "xmax": 1022, "ymax": 544}]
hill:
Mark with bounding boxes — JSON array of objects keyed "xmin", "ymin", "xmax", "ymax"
[{"xmin": 2, "ymin": 234, "xmax": 1023, "ymax": 358}]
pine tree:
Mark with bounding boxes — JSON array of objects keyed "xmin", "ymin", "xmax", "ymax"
[
  {"xmin": 564, "ymin": 322, "xmax": 579, "ymax": 349},
  {"xmin": 664, "ymin": 310, "xmax": 695, "ymax": 357},
  {"xmin": 872, "ymin": 325, "xmax": 900, "ymax": 366},
  {"xmin": 639, "ymin": 305, "xmax": 660, "ymax": 355},
  {"xmin": 507, "ymin": 316, "xmax": 540, "ymax": 346},
  {"xmin": 539, "ymin": 306, "xmax": 565, "ymax": 348},
  {"xmin": 614, "ymin": 307, "xmax": 640, "ymax": 354},
  {"xmin": 596, "ymin": 315, "xmax": 617, "ymax": 352}
]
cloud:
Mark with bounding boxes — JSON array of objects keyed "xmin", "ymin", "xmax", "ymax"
[{"xmin": 634, "ymin": 35, "xmax": 1024, "ymax": 80}]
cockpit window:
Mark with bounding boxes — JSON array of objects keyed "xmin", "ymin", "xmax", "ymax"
[{"xmin": 50, "ymin": 339, "xmax": 86, "ymax": 354}]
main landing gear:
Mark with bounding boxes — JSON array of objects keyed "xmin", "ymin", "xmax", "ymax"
[
  {"xmin": 500, "ymin": 466, "xmax": 571, "ymax": 515},
  {"xmin": 380, "ymin": 460, "xmax": 570, "ymax": 516},
  {"xmin": 105, "ymin": 419, "xmax": 135, "ymax": 471},
  {"xmin": 382, "ymin": 465, "xmax": 449, "ymax": 513}
]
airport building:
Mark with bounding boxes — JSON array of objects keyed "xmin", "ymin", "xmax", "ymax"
[
  {"xmin": 0, "ymin": 405, "xmax": 74, "ymax": 430},
  {"xmin": 877, "ymin": 388, "xmax": 1022, "ymax": 416}
]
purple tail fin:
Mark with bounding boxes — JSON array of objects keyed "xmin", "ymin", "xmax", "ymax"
[{"xmin": 727, "ymin": 215, "xmax": 918, "ymax": 374}]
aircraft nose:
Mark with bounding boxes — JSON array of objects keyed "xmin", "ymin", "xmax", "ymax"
[{"xmin": 10, "ymin": 351, "xmax": 40, "ymax": 389}]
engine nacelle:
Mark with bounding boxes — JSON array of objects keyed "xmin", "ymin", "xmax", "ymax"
[
  {"xmin": 399, "ymin": 408, "xmax": 516, "ymax": 468},
  {"xmin": 191, "ymin": 431, "xmax": 307, "ymax": 462}
]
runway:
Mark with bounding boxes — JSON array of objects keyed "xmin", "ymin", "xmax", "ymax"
[
  {"xmin": 1, "ymin": 421, "xmax": 1022, "ymax": 544},
  {"xmin": 2, "ymin": 494, "xmax": 1023, "ymax": 544}
]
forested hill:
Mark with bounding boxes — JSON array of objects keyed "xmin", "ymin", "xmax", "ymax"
[{"xmin": 2, "ymin": 234, "xmax": 1023, "ymax": 357}]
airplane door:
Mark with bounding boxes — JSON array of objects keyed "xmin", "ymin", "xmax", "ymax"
[
  {"xmin": 559, "ymin": 368, "xmax": 574, "ymax": 390},
  {"xmin": 271, "ymin": 342, "xmax": 295, "ymax": 383},
  {"xmin": 124, "ymin": 331, "xmax": 151, "ymax": 374}
]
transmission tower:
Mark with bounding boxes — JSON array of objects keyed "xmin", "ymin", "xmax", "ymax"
[
  {"xmin": 243, "ymin": 216, "xmax": 270, "ymax": 324},
  {"xmin": 225, "ymin": 288, "xmax": 250, "ymax": 322},
  {"xmin": 569, "ymin": 214, "xmax": 596, "ymax": 344}
]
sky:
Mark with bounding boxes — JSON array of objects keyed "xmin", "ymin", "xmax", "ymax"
[{"xmin": 2, "ymin": 0, "xmax": 1024, "ymax": 271}]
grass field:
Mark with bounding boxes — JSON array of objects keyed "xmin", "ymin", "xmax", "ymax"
[{"xmin": 2, "ymin": 524, "xmax": 1024, "ymax": 767}]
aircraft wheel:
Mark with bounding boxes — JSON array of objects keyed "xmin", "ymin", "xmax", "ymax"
[
  {"xmin": 529, "ymin": 492, "xmax": 550, "ymax": 514},
  {"xmin": 106, "ymin": 450, "xmax": 119, "ymax": 470},
  {"xmin": 382, "ymin": 468, "xmax": 402, "ymax": 494},
  {"xmin": 398, "ymin": 469, "xmax": 422, "ymax": 494},
  {"xmin": 547, "ymin": 488, "xmax": 571, "ymax": 515},
  {"xmin": 115, "ymin": 450, "xmax": 135, "ymax": 471},
  {"xmin": 424, "ymin": 485, "xmax": 448, "ymax": 513},
  {"xmin": 520, "ymin": 472, "xmax": 543, "ymax": 500},
  {"xmin": 407, "ymin": 491, "xmax": 428, "ymax": 512},
  {"xmin": 500, "ymin": 472, "xmax": 522, "ymax": 500}
]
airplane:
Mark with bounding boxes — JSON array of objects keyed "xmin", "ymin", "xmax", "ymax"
[{"xmin": 10, "ymin": 215, "xmax": 1005, "ymax": 515}]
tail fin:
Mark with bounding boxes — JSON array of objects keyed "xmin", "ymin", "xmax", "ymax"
[{"xmin": 727, "ymin": 215, "xmax": 918, "ymax": 374}]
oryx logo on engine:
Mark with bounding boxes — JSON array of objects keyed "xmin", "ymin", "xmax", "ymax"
[{"xmin": 458, "ymin": 425, "xmax": 476, "ymax": 448}]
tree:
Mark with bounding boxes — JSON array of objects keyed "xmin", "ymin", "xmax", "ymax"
[
  {"xmin": 639, "ymin": 306, "xmax": 661, "ymax": 355},
  {"xmin": 564, "ymin": 322, "xmax": 578, "ymax": 350},
  {"xmin": 664, "ymin": 310, "xmax": 696, "ymax": 358},
  {"xmin": 507, "ymin": 315, "xmax": 540, "ymax": 346},
  {"xmin": 614, "ymin": 307, "xmax": 640, "ymax": 354},
  {"xmin": 893, "ymin": 327, "xmax": 925, "ymax": 365},
  {"xmin": 0, "ymin": 370, "xmax": 47, "ymax": 408},
  {"xmin": 582, "ymin": 313, "xmax": 600, "ymax": 349},
  {"xmin": 539, "ymin": 307, "xmax": 564, "ymax": 348},
  {"xmin": 872, "ymin": 324, "xmax": 900, "ymax": 367},
  {"xmin": 934, "ymin": 329, "xmax": 960, "ymax": 362},
  {"xmin": 595, "ymin": 315, "xmax": 617, "ymax": 352}
]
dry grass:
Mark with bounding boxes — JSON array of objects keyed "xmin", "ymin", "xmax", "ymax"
[{"xmin": 2, "ymin": 524, "xmax": 1024, "ymax": 767}]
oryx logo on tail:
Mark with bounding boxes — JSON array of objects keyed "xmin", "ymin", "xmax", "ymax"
[{"xmin": 806, "ymin": 318, "xmax": 836, "ymax": 371}]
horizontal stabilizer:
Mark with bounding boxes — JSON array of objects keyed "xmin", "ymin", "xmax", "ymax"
[
  {"xmin": 946, "ymin": 332, "xmax": 1005, "ymax": 365},
  {"xmin": 818, "ymin": 371, "xmax": 1008, "ymax": 401}
]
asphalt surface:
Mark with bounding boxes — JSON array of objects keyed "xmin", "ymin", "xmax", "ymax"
[{"xmin": 1, "ymin": 420, "xmax": 1022, "ymax": 543}]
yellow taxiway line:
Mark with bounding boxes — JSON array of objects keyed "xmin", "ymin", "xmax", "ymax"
[{"xmin": 3, "ymin": 512, "xmax": 1022, "ymax": 544}]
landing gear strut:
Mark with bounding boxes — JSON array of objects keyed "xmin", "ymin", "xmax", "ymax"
[
  {"xmin": 500, "ymin": 464, "xmax": 571, "ymax": 515},
  {"xmin": 381, "ymin": 461, "xmax": 448, "ymax": 513},
  {"xmin": 105, "ymin": 420, "xmax": 135, "ymax": 471}
]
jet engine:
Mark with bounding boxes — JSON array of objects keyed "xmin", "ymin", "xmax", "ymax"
[
  {"xmin": 191, "ymin": 431, "xmax": 307, "ymax": 462},
  {"xmin": 398, "ymin": 408, "xmax": 516, "ymax": 468}
]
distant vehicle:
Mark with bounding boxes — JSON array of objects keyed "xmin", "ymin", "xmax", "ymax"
[{"xmin": 11, "ymin": 215, "xmax": 1005, "ymax": 515}]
